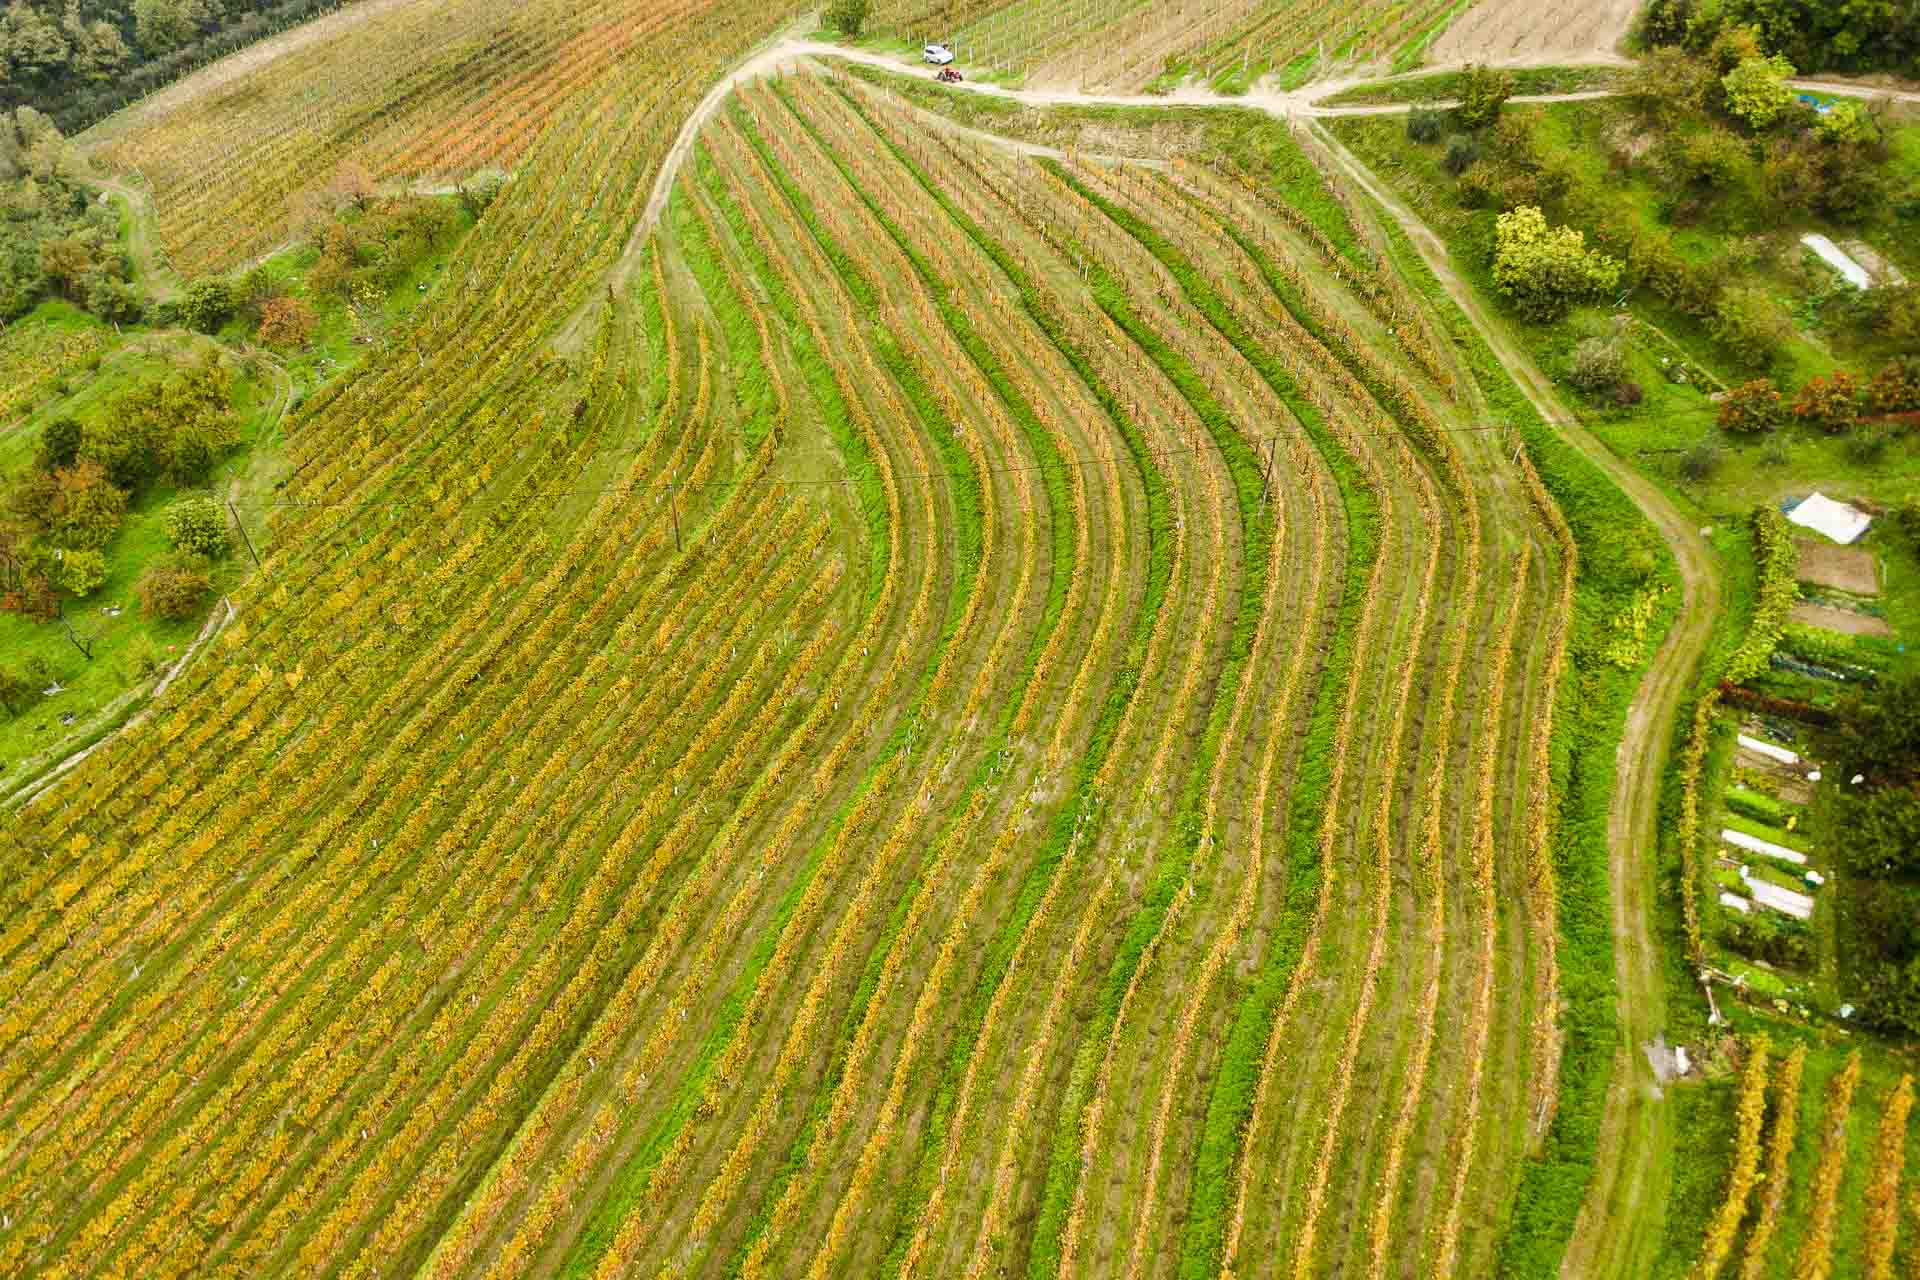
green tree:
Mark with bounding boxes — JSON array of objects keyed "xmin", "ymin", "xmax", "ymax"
[
  {"xmin": 34, "ymin": 415, "xmax": 81, "ymax": 472},
  {"xmin": 48, "ymin": 459, "xmax": 126, "ymax": 550},
  {"xmin": 1869, "ymin": 356, "xmax": 1920, "ymax": 414},
  {"xmin": 1709, "ymin": 284, "xmax": 1790, "ymax": 368},
  {"xmin": 0, "ymin": 664, "xmax": 35, "ymax": 716},
  {"xmin": 1406, "ymin": 106, "xmax": 1446, "ymax": 143},
  {"xmin": 163, "ymin": 493, "xmax": 227, "ymax": 557},
  {"xmin": 1843, "ymin": 673, "xmax": 1920, "ymax": 782},
  {"xmin": 131, "ymin": 0, "xmax": 210, "ymax": 54},
  {"xmin": 824, "ymin": 0, "xmax": 869, "ymax": 36},
  {"xmin": 1491, "ymin": 205, "xmax": 1623, "ymax": 322},
  {"xmin": 179, "ymin": 277, "xmax": 234, "ymax": 332},
  {"xmin": 135, "ymin": 549, "xmax": 211, "ymax": 620},
  {"xmin": 1792, "ymin": 370, "xmax": 1863, "ymax": 433},
  {"xmin": 54, "ymin": 546, "xmax": 106, "ymax": 597},
  {"xmin": 1721, "ymin": 54, "xmax": 1796, "ymax": 129},
  {"xmin": 1567, "ymin": 337, "xmax": 1627, "ymax": 395},
  {"xmin": 1454, "ymin": 63, "xmax": 1515, "ymax": 130},
  {"xmin": 1670, "ymin": 127, "xmax": 1749, "ymax": 188},
  {"xmin": 1818, "ymin": 100, "xmax": 1874, "ymax": 144}
]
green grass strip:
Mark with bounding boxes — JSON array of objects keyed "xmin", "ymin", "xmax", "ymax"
[
  {"xmin": 1038, "ymin": 157, "xmax": 1394, "ymax": 1280},
  {"xmin": 692, "ymin": 148, "xmax": 889, "ymax": 604},
  {"xmin": 816, "ymin": 86, "xmax": 1178, "ymax": 1280},
  {"xmin": 1361, "ymin": 214, "xmax": 1678, "ymax": 1277}
]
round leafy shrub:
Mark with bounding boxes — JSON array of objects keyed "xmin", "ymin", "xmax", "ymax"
[
  {"xmin": 179, "ymin": 279, "xmax": 235, "ymax": 333},
  {"xmin": 164, "ymin": 495, "xmax": 229, "ymax": 558},
  {"xmin": 1792, "ymin": 371, "xmax": 1863, "ymax": 434},
  {"xmin": 1441, "ymin": 134, "xmax": 1481, "ymax": 176},
  {"xmin": 1567, "ymin": 337, "xmax": 1628, "ymax": 394},
  {"xmin": 136, "ymin": 552, "xmax": 214, "ymax": 621},
  {"xmin": 1407, "ymin": 107, "xmax": 1446, "ymax": 143},
  {"xmin": 55, "ymin": 547, "xmax": 107, "ymax": 598},
  {"xmin": 1491, "ymin": 206, "xmax": 1623, "ymax": 322},
  {"xmin": 1718, "ymin": 378, "xmax": 1787, "ymax": 434},
  {"xmin": 1869, "ymin": 356, "xmax": 1920, "ymax": 415}
]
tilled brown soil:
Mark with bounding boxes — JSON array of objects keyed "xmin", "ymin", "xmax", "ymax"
[
  {"xmin": 1794, "ymin": 538, "xmax": 1879, "ymax": 596},
  {"xmin": 1428, "ymin": 0, "xmax": 1638, "ymax": 66}
]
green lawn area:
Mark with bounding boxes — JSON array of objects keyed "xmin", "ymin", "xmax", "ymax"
[
  {"xmin": 1330, "ymin": 101, "xmax": 1920, "ymax": 668},
  {"xmin": 1, "ymin": 193, "xmax": 477, "ymax": 795},
  {"xmin": 1319, "ymin": 64, "xmax": 1625, "ymax": 105}
]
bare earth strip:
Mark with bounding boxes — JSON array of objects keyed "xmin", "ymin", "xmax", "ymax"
[
  {"xmin": 1428, "ymin": 0, "xmax": 1639, "ymax": 67},
  {"xmin": 1789, "ymin": 601, "xmax": 1892, "ymax": 638},
  {"xmin": 1794, "ymin": 539, "xmax": 1879, "ymax": 596}
]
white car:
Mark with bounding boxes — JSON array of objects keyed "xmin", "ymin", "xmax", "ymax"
[{"xmin": 923, "ymin": 44, "xmax": 955, "ymax": 66}]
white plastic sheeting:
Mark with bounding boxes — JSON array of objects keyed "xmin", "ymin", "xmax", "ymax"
[
  {"xmin": 1740, "ymin": 870, "xmax": 1815, "ymax": 919},
  {"xmin": 1737, "ymin": 734, "xmax": 1800, "ymax": 765},
  {"xmin": 1802, "ymin": 233, "xmax": 1874, "ymax": 288},
  {"xmin": 1788, "ymin": 492, "xmax": 1873, "ymax": 546},
  {"xmin": 1720, "ymin": 891, "xmax": 1752, "ymax": 914},
  {"xmin": 1723, "ymin": 828, "xmax": 1808, "ymax": 866}
]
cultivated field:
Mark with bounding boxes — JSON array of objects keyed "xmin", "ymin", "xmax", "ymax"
[
  {"xmin": 1427, "ymin": 0, "xmax": 1638, "ymax": 68},
  {"xmin": 870, "ymin": 0, "xmax": 1472, "ymax": 89},
  {"xmin": 0, "ymin": 2, "xmax": 1677, "ymax": 1277}
]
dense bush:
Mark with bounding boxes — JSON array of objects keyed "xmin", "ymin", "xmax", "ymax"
[
  {"xmin": 824, "ymin": 0, "xmax": 869, "ymax": 36},
  {"xmin": 1453, "ymin": 63, "xmax": 1514, "ymax": 130},
  {"xmin": 1679, "ymin": 438, "xmax": 1723, "ymax": 481},
  {"xmin": 1846, "ymin": 424, "xmax": 1890, "ymax": 463},
  {"xmin": 1491, "ymin": 205, "xmax": 1623, "ymax": 321},
  {"xmin": 1835, "ymin": 787, "xmax": 1920, "ymax": 877},
  {"xmin": 1406, "ymin": 107, "xmax": 1446, "ymax": 143},
  {"xmin": 1791, "ymin": 371, "xmax": 1863, "ymax": 433},
  {"xmin": 1718, "ymin": 378, "xmax": 1787, "ymax": 434},
  {"xmin": 255, "ymin": 295, "xmax": 316, "ymax": 348},
  {"xmin": 135, "ymin": 550, "xmax": 212, "ymax": 620},
  {"xmin": 1868, "ymin": 356, "xmax": 1920, "ymax": 414},
  {"xmin": 6, "ymin": 458, "xmax": 126, "ymax": 551},
  {"xmin": 1566, "ymin": 337, "xmax": 1628, "ymax": 394},
  {"xmin": 163, "ymin": 494, "xmax": 228, "ymax": 558},
  {"xmin": 33, "ymin": 416, "xmax": 82, "ymax": 472},
  {"xmin": 1709, "ymin": 284, "xmax": 1789, "ymax": 368},
  {"xmin": 1721, "ymin": 908, "xmax": 1815, "ymax": 968},
  {"xmin": 179, "ymin": 278, "xmax": 235, "ymax": 333},
  {"xmin": 1441, "ymin": 133, "xmax": 1480, "ymax": 175},
  {"xmin": 54, "ymin": 546, "xmax": 106, "ymax": 597},
  {"xmin": 1721, "ymin": 54, "xmax": 1797, "ymax": 129}
]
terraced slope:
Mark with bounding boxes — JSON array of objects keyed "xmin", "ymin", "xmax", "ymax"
[{"xmin": 8, "ymin": 22, "xmax": 1581, "ymax": 1280}]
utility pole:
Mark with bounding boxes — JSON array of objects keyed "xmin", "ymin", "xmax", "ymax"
[
  {"xmin": 670, "ymin": 484, "xmax": 682, "ymax": 552},
  {"xmin": 228, "ymin": 497, "xmax": 263, "ymax": 570},
  {"xmin": 1259, "ymin": 435, "xmax": 1277, "ymax": 505}
]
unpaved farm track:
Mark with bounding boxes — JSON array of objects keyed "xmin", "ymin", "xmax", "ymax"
[
  {"xmin": 1308, "ymin": 119, "xmax": 1723, "ymax": 1280},
  {"xmin": 605, "ymin": 42, "xmax": 1726, "ymax": 1277}
]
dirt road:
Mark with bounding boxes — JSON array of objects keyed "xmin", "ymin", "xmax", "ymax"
[
  {"xmin": 87, "ymin": 172, "xmax": 182, "ymax": 301},
  {"xmin": 575, "ymin": 37, "xmax": 1725, "ymax": 1275},
  {"xmin": 1308, "ymin": 121, "xmax": 1722, "ymax": 1280}
]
